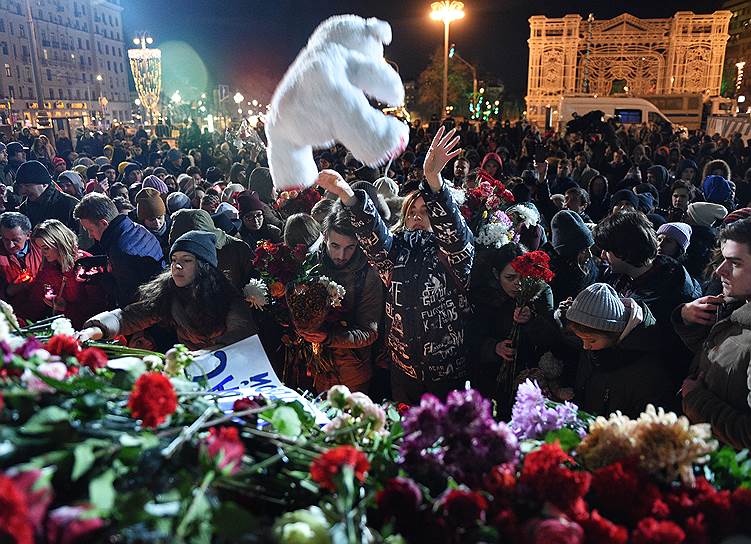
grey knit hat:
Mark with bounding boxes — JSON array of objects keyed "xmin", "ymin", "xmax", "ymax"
[{"xmin": 566, "ymin": 283, "xmax": 628, "ymax": 333}]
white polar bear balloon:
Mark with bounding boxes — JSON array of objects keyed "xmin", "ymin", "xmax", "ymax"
[{"xmin": 265, "ymin": 15, "xmax": 409, "ymax": 191}]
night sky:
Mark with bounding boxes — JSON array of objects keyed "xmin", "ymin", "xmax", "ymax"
[{"xmin": 122, "ymin": 0, "xmax": 723, "ymax": 101}]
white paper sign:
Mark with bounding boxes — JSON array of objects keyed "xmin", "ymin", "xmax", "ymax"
[{"xmin": 185, "ymin": 335, "xmax": 327, "ymax": 424}]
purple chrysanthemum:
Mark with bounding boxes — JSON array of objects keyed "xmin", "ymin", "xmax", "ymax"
[{"xmin": 510, "ymin": 379, "xmax": 583, "ymax": 440}]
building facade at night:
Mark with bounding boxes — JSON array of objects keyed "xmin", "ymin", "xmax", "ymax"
[
  {"xmin": 0, "ymin": 0, "xmax": 130, "ymax": 130},
  {"xmin": 722, "ymin": 0, "xmax": 751, "ymax": 98},
  {"xmin": 526, "ymin": 11, "xmax": 732, "ymax": 127}
]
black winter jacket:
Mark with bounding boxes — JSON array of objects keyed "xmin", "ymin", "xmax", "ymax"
[{"xmin": 348, "ymin": 182, "xmax": 474, "ymax": 383}]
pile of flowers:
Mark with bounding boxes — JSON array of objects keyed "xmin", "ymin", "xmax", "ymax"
[{"xmin": 1, "ymin": 299, "xmax": 751, "ymax": 543}]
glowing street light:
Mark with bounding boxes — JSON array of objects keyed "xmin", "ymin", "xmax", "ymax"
[
  {"xmin": 251, "ymin": 99, "xmax": 258, "ymax": 107},
  {"xmin": 233, "ymin": 92, "xmax": 244, "ymax": 105},
  {"xmin": 171, "ymin": 90, "xmax": 182, "ymax": 104},
  {"xmin": 430, "ymin": 1, "xmax": 464, "ymax": 117}
]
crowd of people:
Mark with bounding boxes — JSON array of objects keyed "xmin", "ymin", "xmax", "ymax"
[{"xmin": 2, "ymin": 112, "xmax": 751, "ymax": 449}]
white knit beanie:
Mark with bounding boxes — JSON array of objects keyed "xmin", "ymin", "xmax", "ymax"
[{"xmin": 566, "ymin": 283, "xmax": 629, "ymax": 333}]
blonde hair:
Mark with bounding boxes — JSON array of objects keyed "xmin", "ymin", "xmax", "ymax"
[
  {"xmin": 391, "ymin": 190, "xmax": 423, "ymax": 234},
  {"xmin": 31, "ymin": 219, "xmax": 78, "ymax": 272}
]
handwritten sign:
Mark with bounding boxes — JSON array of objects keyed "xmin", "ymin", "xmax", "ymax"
[{"xmin": 185, "ymin": 335, "xmax": 327, "ymax": 424}]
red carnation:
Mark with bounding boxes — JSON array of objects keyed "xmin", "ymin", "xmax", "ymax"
[
  {"xmin": 519, "ymin": 443, "xmax": 590, "ymax": 512},
  {"xmin": 0, "ymin": 473, "xmax": 34, "ymax": 544},
  {"xmin": 590, "ymin": 460, "xmax": 665, "ymax": 524},
  {"xmin": 683, "ymin": 514, "xmax": 709, "ymax": 544},
  {"xmin": 733, "ymin": 487, "xmax": 751, "ymax": 534},
  {"xmin": 232, "ymin": 396, "xmax": 265, "ymax": 412},
  {"xmin": 632, "ymin": 518, "xmax": 685, "ymax": 544},
  {"xmin": 578, "ymin": 510, "xmax": 627, "ymax": 544},
  {"xmin": 484, "ymin": 463, "xmax": 517, "ymax": 500},
  {"xmin": 310, "ymin": 445, "xmax": 369, "ymax": 491},
  {"xmin": 76, "ymin": 347, "xmax": 108, "ymax": 370},
  {"xmin": 127, "ymin": 372, "xmax": 178, "ymax": 428},
  {"xmin": 45, "ymin": 334, "xmax": 80, "ymax": 358},
  {"xmin": 396, "ymin": 402, "xmax": 411, "ymax": 416},
  {"xmin": 440, "ymin": 488, "xmax": 488, "ymax": 528},
  {"xmin": 696, "ymin": 488, "xmax": 735, "ymax": 538},
  {"xmin": 205, "ymin": 426, "xmax": 245, "ymax": 475}
]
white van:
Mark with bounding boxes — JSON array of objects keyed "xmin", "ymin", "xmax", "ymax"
[{"xmin": 558, "ymin": 96, "xmax": 675, "ymax": 131}]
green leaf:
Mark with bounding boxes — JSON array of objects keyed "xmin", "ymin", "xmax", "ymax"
[
  {"xmin": 72, "ymin": 443, "xmax": 96, "ymax": 481},
  {"xmin": 544, "ymin": 428, "xmax": 582, "ymax": 452},
  {"xmin": 271, "ymin": 406, "xmax": 302, "ymax": 438},
  {"xmin": 89, "ymin": 469, "xmax": 116, "ymax": 514},
  {"xmin": 20, "ymin": 406, "xmax": 70, "ymax": 434},
  {"xmin": 213, "ymin": 501, "xmax": 258, "ymax": 538}
]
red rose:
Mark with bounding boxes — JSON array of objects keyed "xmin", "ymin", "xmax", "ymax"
[
  {"xmin": 0, "ymin": 473, "xmax": 34, "ymax": 544},
  {"xmin": 440, "ymin": 488, "xmax": 488, "ymax": 528},
  {"xmin": 76, "ymin": 348, "xmax": 108, "ymax": 370},
  {"xmin": 519, "ymin": 443, "xmax": 590, "ymax": 513},
  {"xmin": 484, "ymin": 463, "xmax": 516, "ymax": 500},
  {"xmin": 632, "ymin": 518, "xmax": 685, "ymax": 544},
  {"xmin": 376, "ymin": 477, "xmax": 422, "ymax": 519},
  {"xmin": 46, "ymin": 505, "xmax": 104, "ymax": 544},
  {"xmin": 45, "ymin": 335, "xmax": 80, "ymax": 358},
  {"xmin": 205, "ymin": 426, "xmax": 245, "ymax": 475},
  {"xmin": 310, "ymin": 445, "xmax": 369, "ymax": 491},
  {"xmin": 127, "ymin": 372, "xmax": 178, "ymax": 428},
  {"xmin": 577, "ymin": 510, "xmax": 627, "ymax": 544},
  {"xmin": 529, "ymin": 517, "xmax": 584, "ymax": 544}
]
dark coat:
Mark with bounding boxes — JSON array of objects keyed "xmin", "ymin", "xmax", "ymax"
[
  {"xmin": 608, "ymin": 254, "xmax": 701, "ymax": 361},
  {"xmin": 348, "ymin": 182, "xmax": 474, "ymax": 384},
  {"xmin": 312, "ymin": 248, "xmax": 384, "ymax": 392},
  {"xmin": 541, "ymin": 242, "xmax": 599, "ymax": 305},
  {"xmin": 676, "ymin": 300, "xmax": 751, "ymax": 449},
  {"xmin": 19, "ymin": 184, "xmax": 79, "ymax": 230},
  {"xmin": 575, "ymin": 301, "xmax": 678, "ymax": 418},
  {"xmin": 469, "ymin": 278, "xmax": 558, "ymax": 402},
  {"xmin": 99, "ymin": 214, "xmax": 165, "ymax": 305}
]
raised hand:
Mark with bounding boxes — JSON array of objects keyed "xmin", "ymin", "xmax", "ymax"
[
  {"xmin": 315, "ymin": 169, "xmax": 356, "ymax": 206},
  {"xmin": 423, "ymin": 126, "xmax": 462, "ymax": 192}
]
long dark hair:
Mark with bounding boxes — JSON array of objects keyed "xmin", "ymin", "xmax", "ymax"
[{"xmin": 136, "ymin": 260, "xmax": 238, "ymax": 336}]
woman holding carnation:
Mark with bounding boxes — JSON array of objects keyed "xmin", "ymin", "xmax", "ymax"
[
  {"xmin": 26, "ymin": 219, "xmax": 111, "ymax": 329},
  {"xmin": 78, "ymin": 230, "xmax": 256, "ymax": 350},
  {"xmin": 468, "ymin": 242, "xmax": 559, "ymax": 409}
]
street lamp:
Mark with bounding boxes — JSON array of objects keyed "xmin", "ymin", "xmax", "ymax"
[
  {"xmin": 430, "ymin": 1, "xmax": 464, "ymax": 117},
  {"xmin": 233, "ymin": 92, "xmax": 244, "ymax": 105}
]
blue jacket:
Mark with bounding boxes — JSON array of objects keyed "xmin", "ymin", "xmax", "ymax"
[
  {"xmin": 99, "ymin": 214, "xmax": 165, "ymax": 305},
  {"xmin": 348, "ymin": 182, "xmax": 474, "ymax": 383}
]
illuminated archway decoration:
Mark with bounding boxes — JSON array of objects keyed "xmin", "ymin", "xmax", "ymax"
[{"xmin": 128, "ymin": 34, "xmax": 162, "ymax": 125}]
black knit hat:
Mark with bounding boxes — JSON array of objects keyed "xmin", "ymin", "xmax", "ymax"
[
  {"xmin": 170, "ymin": 230, "xmax": 218, "ymax": 268},
  {"xmin": 551, "ymin": 210, "xmax": 594, "ymax": 257},
  {"xmin": 610, "ymin": 189, "xmax": 639, "ymax": 210},
  {"xmin": 16, "ymin": 160, "xmax": 52, "ymax": 185}
]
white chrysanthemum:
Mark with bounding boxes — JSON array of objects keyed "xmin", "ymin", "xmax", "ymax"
[
  {"xmin": 507, "ymin": 204, "xmax": 540, "ymax": 228},
  {"xmin": 0, "ymin": 314, "xmax": 10, "ymax": 343},
  {"xmin": 50, "ymin": 317, "xmax": 75, "ymax": 337},
  {"xmin": 318, "ymin": 276, "xmax": 345, "ymax": 308},
  {"xmin": 476, "ymin": 222, "xmax": 512, "ymax": 249},
  {"xmin": 242, "ymin": 279, "xmax": 269, "ymax": 309},
  {"xmin": 448, "ymin": 186, "xmax": 466, "ymax": 206}
]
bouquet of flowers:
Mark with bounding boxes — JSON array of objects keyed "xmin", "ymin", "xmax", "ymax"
[
  {"xmin": 250, "ymin": 241, "xmax": 346, "ymax": 383},
  {"xmin": 276, "ymin": 187, "xmax": 322, "ymax": 216},
  {"xmin": 475, "ymin": 210, "xmax": 515, "ymax": 249},
  {"xmin": 496, "ymin": 250, "xmax": 555, "ymax": 398},
  {"xmin": 460, "ymin": 170, "xmax": 515, "ymax": 234}
]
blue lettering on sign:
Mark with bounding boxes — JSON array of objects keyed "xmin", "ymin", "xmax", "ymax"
[{"xmin": 191, "ymin": 350, "xmax": 227, "ymax": 382}]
